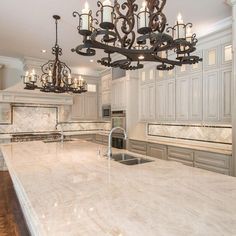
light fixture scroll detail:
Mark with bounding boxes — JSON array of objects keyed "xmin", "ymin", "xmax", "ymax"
[{"xmin": 72, "ymin": 0, "xmax": 202, "ymax": 71}]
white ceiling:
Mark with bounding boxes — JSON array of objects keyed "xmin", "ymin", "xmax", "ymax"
[{"xmin": 0, "ymin": 0, "xmax": 231, "ymax": 72}]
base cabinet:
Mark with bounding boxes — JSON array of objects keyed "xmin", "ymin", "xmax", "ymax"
[
  {"xmin": 95, "ymin": 134, "xmax": 108, "ymax": 145},
  {"xmin": 128, "ymin": 140, "xmax": 147, "ymax": 155},
  {"xmin": 129, "ymin": 139, "xmax": 232, "ymax": 175},
  {"xmin": 194, "ymin": 151, "xmax": 231, "ymax": 175},
  {"xmin": 147, "ymin": 143, "xmax": 167, "ymax": 160},
  {"xmin": 167, "ymin": 147, "xmax": 194, "ymax": 167}
]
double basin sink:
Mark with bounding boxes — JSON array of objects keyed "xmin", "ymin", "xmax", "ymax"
[{"xmin": 110, "ymin": 153, "xmax": 154, "ymax": 166}]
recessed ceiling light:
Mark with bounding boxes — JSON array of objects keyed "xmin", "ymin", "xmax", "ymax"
[
  {"xmin": 41, "ymin": 49, "xmax": 47, "ymax": 53},
  {"xmin": 90, "ymin": 59, "xmax": 94, "ymax": 62},
  {"xmin": 138, "ymin": 55, "xmax": 145, "ymax": 60}
]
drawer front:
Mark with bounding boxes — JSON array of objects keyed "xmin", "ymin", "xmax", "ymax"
[
  {"xmin": 129, "ymin": 140, "xmax": 147, "ymax": 155},
  {"xmin": 195, "ymin": 151, "xmax": 230, "ymax": 169},
  {"xmin": 77, "ymin": 134, "xmax": 94, "ymax": 141},
  {"xmin": 147, "ymin": 143, "xmax": 167, "ymax": 160},
  {"xmin": 195, "ymin": 163, "xmax": 230, "ymax": 175},
  {"xmin": 168, "ymin": 147, "xmax": 194, "ymax": 162},
  {"xmin": 168, "ymin": 157, "xmax": 194, "ymax": 167}
]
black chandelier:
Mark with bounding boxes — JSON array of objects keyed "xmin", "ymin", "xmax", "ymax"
[
  {"xmin": 22, "ymin": 15, "xmax": 87, "ymax": 93},
  {"xmin": 72, "ymin": 0, "xmax": 202, "ymax": 71}
]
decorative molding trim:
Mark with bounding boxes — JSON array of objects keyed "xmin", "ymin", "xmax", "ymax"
[
  {"xmin": 0, "ymin": 91, "xmax": 73, "ymax": 105},
  {"xmin": 198, "ymin": 17, "xmax": 232, "ymax": 41},
  {"xmin": 0, "ymin": 56, "xmax": 23, "ymax": 70}
]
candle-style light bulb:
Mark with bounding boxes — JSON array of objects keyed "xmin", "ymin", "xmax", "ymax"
[
  {"xmin": 177, "ymin": 13, "xmax": 183, "ymax": 24},
  {"xmin": 138, "ymin": 1, "xmax": 148, "ymax": 30},
  {"xmin": 25, "ymin": 71, "xmax": 29, "ymax": 76},
  {"xmin": 31, "ymin": 69, "xmax": 35, "ymax": 76},
  {"xmin": 141, "ymin": 1, "xmax": 147, "ymax": 11},
  {"xmin": 81, "ymin": 2, "xmax": 90, "ymax": 31},
  {"xmin": 48, "ymin": 70, "xmax": 53, "ymax": 83},
  {"xmin": 102, "ymin": 0, "xmax": 113, "ymax": 24}
]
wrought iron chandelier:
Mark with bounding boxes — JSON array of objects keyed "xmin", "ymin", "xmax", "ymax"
[
  {"xmin": 22, "ymin": 15, "xmax": 87, "ymax": 93},
  {"xmin": 72, "ymin": 0, "xmax": 202, "ymax": 71}
]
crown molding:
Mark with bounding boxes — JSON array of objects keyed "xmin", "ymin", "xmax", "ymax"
[{"xmin": 0, "ymin": 56, "xmax": 23, "ymax": 70}]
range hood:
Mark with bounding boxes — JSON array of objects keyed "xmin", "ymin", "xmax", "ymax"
[{"xmin": 0, "ymin": 82, "xmax": 73, "ymax": 105}]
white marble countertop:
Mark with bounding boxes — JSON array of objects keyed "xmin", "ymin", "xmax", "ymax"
[
  {"xmin": 1, "ymin": 140, "xmax": 236, "ymax": 236},
  {"xmin": 129, "ymin": 136, "xmax": 232, "ymax": 155}
]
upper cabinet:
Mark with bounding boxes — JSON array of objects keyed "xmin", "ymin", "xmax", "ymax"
[
  {"xmin": 203, "ymin": 70, "xmax": 220, "ymax": 122},
  {"xmin": 204, "ymin": 43, "xmax": 232, "ymax": 71},
  {"xmin": 71, "ymin": 84, "xmax": 98, "ymax": 120},
  {"xmin": 137, "ymin": 39, "xmax": 232, "ymax": 124},
  {"xmin": 111, "ymin": 77, "xmax": 126, "ymax": 111},
  {"xmin": 101, "ymin": 73, "xmax": 111, "ymax": 105},
  {"xmin": 139, "ymin": 83, "xmax": 156, "ymax": 121},
  {"xmin": 221, "ymin": 43, "xmax": 232, "ymax": 67},
  {"xmin": 156, "ymin": 79, "xmax": 175, "ymax": 121},
  {"xmin": 140, "ymin": 66, "xmax": 156, "ymax": 85}
]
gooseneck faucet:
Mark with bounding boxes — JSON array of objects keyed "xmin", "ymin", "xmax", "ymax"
[{"xmin": 107, "ymin": 127, "xmax": 127, "ymax": 158}]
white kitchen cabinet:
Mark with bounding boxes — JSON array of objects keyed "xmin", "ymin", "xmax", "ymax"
[
  {"xmin": 84, "ymin": 93, "xmax": 98, "ymax": 119},
  {"xmin": 156, "ymin": 81, "xmax": 166, "ymax": 120},
  {"xmin": 71, "ymin": 95, "xmax": 84, "ymax": 119},
  {"xmin": 111, "ymin": 78, "xmax": 126, "ymax": 110},
  {"xmin": 102, "ymin": 91, "xmax": 111, "ymax": 105},
  {"xmin": 71, "ymin": 92, "xmax": 98, "ymax": 120},
  {"xmin": 220, "ymin": 67, "xmax": 232, "ymax": 122},
  {"xmin": 101, "ymin": 74, "xmax": 111, "ymax": 105},
  {"xmin": 176, "ymin": 64, "xmax": 190, "ymax": 76},
  {"xmin": 190, "ymin": 51, "xmax": 203, "ymax": 73},
  {"xmin": 189, "ymin": 73, "xmax": 203, "ymax": 121},
  {"xmin": 204, "ymin": 46, "xmax": 220, "ymax": 71},
  {"xmin": 203, "ymin": 70, "xmax": 220, "ymax": 122},
  {"xmin": 221, "ymin": 43, "xmax": 232, "ymax": 67},
  {"xmin": 101, "ymin": 74, "xmax": 111, "ymax": 91},
  {"xmin": 139, "ymin": 83, "xmax": 155, "ymax": 121},
  {"xmin": 139, "ymin": 85, "xmax": 148, "ymax": 121},
  {"xmin": 156, "ymin": 79, "xmax": 175, "ymax": 121},
  {"xmin": 165, "ymin": 79, "xmax": 176, "ymax": 121},
  {"xmin": 176, "ymin": 76, "xmax": 189, "ymax": 120},
  {"xmin": 140, "ymin": 66, "xmax": 156, "ymax": 85}
]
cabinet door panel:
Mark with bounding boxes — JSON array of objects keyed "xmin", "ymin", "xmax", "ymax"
[
  {"xmin": 156, "ymin": 81, "xmax": 166, "ymax": 120},
  {"xmin": 148, "ymin": 84, "xmax": 156, "ymax": 120},
  {"xmin": 204, "ymin": 70, "xmax": 219, "ymax": 121},
  {"xmin": 139, "ymin": 85, "xmax": 148, "ymax": 121},
  {"xmin": 147, "ymin": 143, "xmax": 167, "ymax": 160},
  {"xmin": 220, "ymin": 68, "xmax": 232, "ymax": 122},
  {"xmin": 176, "ymin": 76, "xmax": 189, "ymax": 120},
  {"xmin": 189, "ymin": 73, "xmax": 203, "ymax": 121},
  {"xmin": 166, "ymin": 79, "xmax": 176, "ymax": 121},
  {"xmin": 71, "ymin": 95, "xmax": 84, "ymax": 119},
  {"xmin": 84, "ymin": 93, "xmax": 98, "ymax": 119}
]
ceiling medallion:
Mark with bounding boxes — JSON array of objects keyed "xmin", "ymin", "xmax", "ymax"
[
  {"xmin": 72, "ymin": 0, "xmax": 202, "ymax": 71},
  {"xmin": 22, "ymin": 15, "xmax": 87, "ymax": 94}
]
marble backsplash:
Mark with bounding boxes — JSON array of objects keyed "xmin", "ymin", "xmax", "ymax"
[
  {"xmin": 0, "ymin": 104, "xmax": 110, "ymax": 134},
  {"xmin": 148, "ymin": 123, "xmax": 232, "ymax": 144}
]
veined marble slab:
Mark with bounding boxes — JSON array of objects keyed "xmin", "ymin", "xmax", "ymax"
[{"xmin": 1, "ymin": 141, "xmax": 236, "ymax": 236}]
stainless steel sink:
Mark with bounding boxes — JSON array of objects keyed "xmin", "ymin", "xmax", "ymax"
[
  {"xmin": 120, "ymin": 158, "xmax": 153, "ymax": 165},
  {"xmin": 111, "ymin": 153, "xmax": 154, "ymax": 165},
  {"xmin": 111, "ymin": 153, "xmax": 137, "ymax": 161}
]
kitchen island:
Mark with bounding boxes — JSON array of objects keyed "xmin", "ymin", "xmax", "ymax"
[{"xmin": 1, "ymin": 140, "xmax": 236, "ymax": 236}]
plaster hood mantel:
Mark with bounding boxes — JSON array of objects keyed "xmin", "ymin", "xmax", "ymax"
[{"xmin": 0, "ymin": 89, "xmax": 73, "ymax": 106}]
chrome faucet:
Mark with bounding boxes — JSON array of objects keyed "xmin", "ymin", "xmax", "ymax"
[
  {"xmin": 55, "ymin": 123, "xmax": 64, "ymax": 142},
  {"xmin": 107, "ymin": 127, "xmax": 127, "ymax": 158}
]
